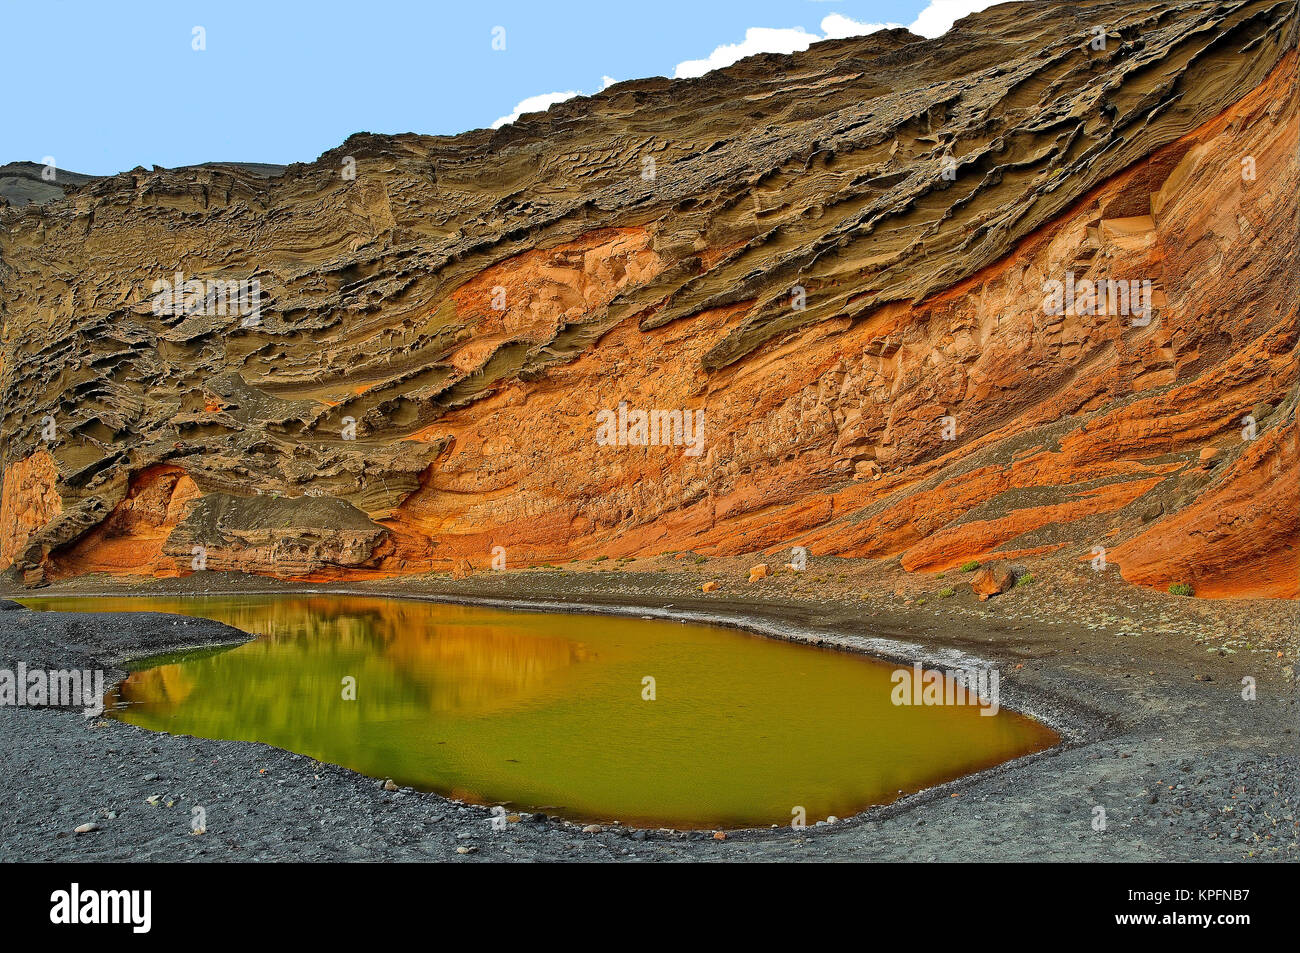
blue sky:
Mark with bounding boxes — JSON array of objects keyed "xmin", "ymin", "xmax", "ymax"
[{"xmin": 1, "ymin": 0, "xmax": 997, "ymax": 175}]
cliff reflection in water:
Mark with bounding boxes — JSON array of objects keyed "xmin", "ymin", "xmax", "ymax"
[{"xmin": 114, "ymin": 597, "xmax": 594, "ymax": 718}]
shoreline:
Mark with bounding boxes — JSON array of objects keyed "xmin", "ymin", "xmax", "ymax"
[{"xmin": 1, "ymin": 564, "xmax": 1295, "ymax": 861}]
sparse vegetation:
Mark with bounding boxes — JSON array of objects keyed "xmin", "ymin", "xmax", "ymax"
[
  {"xmin": 938, "ymin": 587, "xmax": 956, "ymax": 598},
  {"xmin": 1015, "ymin": 573, "xmax": 1035, "ymax": 587},
  {"xmin": 591, "ymin": 555, "xmax": 608, "ymax": 563},
  {"xmin": 693, "ymin": 555, "xmax": 708, "ymax": 565},
  {"xmin": 1169, "ymin": 582, "xmax": 1194, "ymax": 597},
  {"xmin": 959, "ymin": 560, "xmax": 981, "ymax": 573}
]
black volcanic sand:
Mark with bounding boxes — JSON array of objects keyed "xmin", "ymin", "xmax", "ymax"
[{"xmin": 0, "ymin": 560, "xmax": 1295, "ymax": 862}]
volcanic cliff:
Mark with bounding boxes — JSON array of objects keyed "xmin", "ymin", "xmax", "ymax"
[{"xmin": 1, "ymin": 0, "xmax": 1297, "ymax": 598}]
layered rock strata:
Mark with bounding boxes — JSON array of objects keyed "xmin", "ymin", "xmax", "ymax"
[{"xmin": 1, "ymin": 0, "xmax": 1296, "ymax": 597}]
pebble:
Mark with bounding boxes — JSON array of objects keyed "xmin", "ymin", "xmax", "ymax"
[
  {"xmin": 582, "ymin": 824, "xmax": 603, "ymax": 834},
  {"xmin": 382, "ymin": 779, "xmax": 398, "ymax": 791},
  {"xmin": 74, "ymin": 822, "xmax": 100, "ymax": 833}
]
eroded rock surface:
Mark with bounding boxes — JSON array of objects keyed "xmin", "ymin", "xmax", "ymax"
[{"xmin": 1, "ymin": 0, "xmax": 1296, "ymax": 597}]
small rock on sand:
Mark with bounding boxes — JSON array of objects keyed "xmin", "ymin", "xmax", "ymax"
[{"xmin": 971, "ymin": 563, "xmax": 1015, "ymax": 601}]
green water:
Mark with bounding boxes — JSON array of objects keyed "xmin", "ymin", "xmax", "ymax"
[{"xmin": 24, "ymin": 594, "xmax": 1057, "ymax": 828}]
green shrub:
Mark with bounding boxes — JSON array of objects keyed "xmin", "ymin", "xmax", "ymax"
[
  {"xmin": 693, "ymin": 555, "xmax": 708, "ymax": 565},
  {"xmin": 1169, "ymin": 582, "xmax": 1194, "ymax": 597},
  {"xmin": 959, "ymin": 560, "xmax": 981, "ymax": 573},
  {"xmin": 1015, "ymin": 573, "xmax": 1035, "ymax": 587},
  {"xmin": 938, "ymin": 587, "xmax": 956, "ymax": 598}
]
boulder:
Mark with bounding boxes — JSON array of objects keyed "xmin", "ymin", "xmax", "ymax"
[{"xmin": 970, "ymin": 562, "xmax": 1015, "ymax": 601}]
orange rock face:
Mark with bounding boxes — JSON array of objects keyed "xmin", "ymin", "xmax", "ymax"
[
  {"xmin": 1110, "ymin": 418, "xmax": 1299, "ymax": 598},
  {"xmin": 0, "ymin": 450, "xmax": 61, "ymax": 572},
  {"xmin": 970, "ymin": 564, "xmax": 1016, "ymax": 601},
  {"xmin": 375, "ymin": 49, "xmax": 1298, "ymax": 599},
  {"xmin": 1, "ymin": 3, "xmax": 1296, "ymax": 599},
  {"xmin": 48, "ymin": 466, "xmax": 200, "ymax": 577}
]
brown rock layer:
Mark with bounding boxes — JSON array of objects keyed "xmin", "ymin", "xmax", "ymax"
[{"xmin": 1, "ymin": 0, "xmax": 1296, "ymax": 598}]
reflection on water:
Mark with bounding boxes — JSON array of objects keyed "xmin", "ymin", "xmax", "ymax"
[{"xmin": 24, "ymin": 594, "xmax": 1058, "ymax": 828}]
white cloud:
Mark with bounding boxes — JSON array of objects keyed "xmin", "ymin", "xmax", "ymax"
[
  {"xmin": 491, "ymin": 90, "xmax": 582, "ymax": 129},
  {"xmin": 673, "ymin": 26, "xmax": 822, "ymax": 79},
  {"xmin": 909, "ymin": 0, "xmax": 999, "ymax": 38},
  {"xmin": 819, "ymin": 13, "xmax": 901, "ymax": 40}
]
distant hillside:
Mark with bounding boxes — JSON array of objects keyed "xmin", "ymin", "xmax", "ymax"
[
  {"xmin": 0, "ymin": 162, "xmax": 98, "ymax": 207},
  {"xmin": 0, "ymin": 161, "xmax": 285, "ymax": 207}
]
